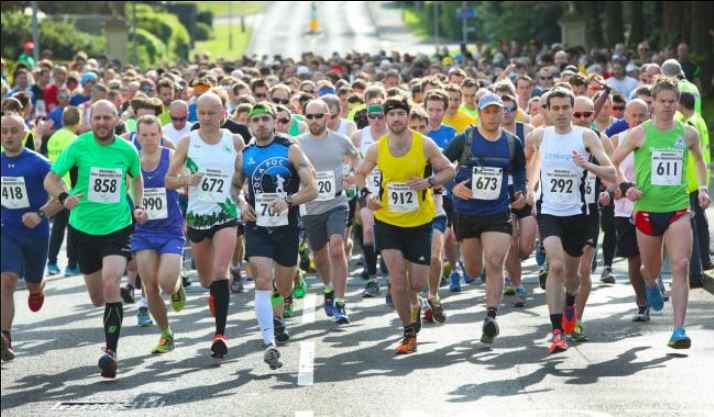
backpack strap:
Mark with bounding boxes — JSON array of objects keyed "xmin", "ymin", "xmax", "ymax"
[{"xmin": 458, "ymin": 126, "xmax": 476, "ymax": 167}]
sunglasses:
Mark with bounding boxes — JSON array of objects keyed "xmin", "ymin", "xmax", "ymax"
[
  {"xmin": 367, "ymin": 114, "xmax": 385, "ymax": 120},
  {"xmin": 271, "ymin": 97, "xmax": 289, "ymax": 105},
  {"xmin": 305, "ymin": 113, "xmax": 325, "ymax": 120},
  {"xmin": 612, "ymin": 105, "xmax": 625, "ymax": 111},
  {"xmin": 302, "ymin": 90, "xmax": 316, "ymax": 95},
  {"xmin": 540, "ymin": 76, "xmax": 553, "ymax": 80},
  {"xmin": 277, "ymin": 118, "xmax": 291, "ymax": 124},
  {"xmin": 171, "ymin": 116, "xmax": 188, "ymax": 122},
  {"xmin": 254, "ymin": 93, "xmax": 267, "ymax": 99},
  {"xmin": 573, "ymin": 112, "xmax": 594, "ymax": 119},
  {"xmin": 503, "ymin": 104, "xmax": 517, "ymax": 113}
]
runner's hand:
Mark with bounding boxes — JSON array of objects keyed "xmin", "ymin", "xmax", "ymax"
[
  {"xmin": 512, "ymin": 191, "xmax": 526, "ymax": 209},
  {"xmin": 452, "ymin": 179, "xmax": 472, "ymax": 201},
  {"xmin": 625, "ymin": 186, "xmax": 643, "ymax": 202},
  {"xmin": 240, "ymin": 201, "xmax": 256, "ymax": 222},
  {"xmin": 366, "ymin": 195, "xmax": 383, "ymax": 211},
  {"xmin": 63, "ymin": 193, "xmax": 83, "ymax": 209},
  {"xmin": 21, "ymin": 212, "xmax": 42, "ymax": 228},
  {"xmin": 134, "ymin": 207, "xmax": 149, "ymax": 224},
  {"xmin": 698, "ymin": 189, "xmax": 710, "ymax": 209},
  {"xmin": 598, "ymin": 191, "xmax": 611, "ymax": 206},
  {"xmin": 186, "ymin": 172, "xmax": 204, "ymax": 187}
]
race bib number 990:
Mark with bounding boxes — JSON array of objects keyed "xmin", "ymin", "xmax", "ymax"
[{"xmin": 143, "ymin": 187, "xmax": 168, "ymax": 220}]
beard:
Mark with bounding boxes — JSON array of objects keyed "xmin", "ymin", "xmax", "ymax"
[
  {"xmin": 389, "ymin": 123, "xmax": 407, "ymax": 135},
  {"xmin": 309, "ymin": 125, "xmax": 326, "ymax": 136}
]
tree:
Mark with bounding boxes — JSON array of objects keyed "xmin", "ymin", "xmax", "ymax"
[
  {"xmin": 605, "ymin": 2, "xmax": 623, "ymax": 45},
  {"xmin": 628, "ymin": 1, "xmax": 644, "ymax": 46}
]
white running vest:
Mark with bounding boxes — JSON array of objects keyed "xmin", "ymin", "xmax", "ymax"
[
  {"xmin": 186, "ymin": 129, "xmax": 237, "ymax": 228},
  {"xmin": 538, "ymin": 125, "xmax": 589, "ymax": 216}
]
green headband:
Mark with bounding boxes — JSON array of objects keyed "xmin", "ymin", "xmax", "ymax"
[
  {"xmin": 366, "ymin": 104, "xmax": 384, "ymax": 114},
  {"xmin": 248, "ymin": 105, "xmax": 276, "ymax": 119}
]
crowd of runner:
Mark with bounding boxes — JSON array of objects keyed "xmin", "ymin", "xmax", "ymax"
[{"xmin": 1, "ymin": 40, "xmax": 710, "ymax": 377}]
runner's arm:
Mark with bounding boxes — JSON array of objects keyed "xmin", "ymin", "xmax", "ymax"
[
  {"xmin": 685, "ymin": 124, "xmax": 708, "ymax": 190},
  {"xmin": 355, "ymin": 143, "xmax": 378, "ymax": 190},
  {"xmin": 581, "ymin": 130, "xmax": 616, "ymax": 183},
  {"xmin": 288, "ymin": 144, "xmax": 318, "ymax": 205},
  {"xmin": 165, "ymin": 135, "xmax": 191, "ymax": 189}
]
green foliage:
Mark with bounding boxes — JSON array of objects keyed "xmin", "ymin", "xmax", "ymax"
[
  {"xmin": 1, "ymin": 10, "xmax": 105, "ymax": 61},
  {"xmin": 197, "ymin": 10, "xmax": 213, "ymax": 26},
  {"xmin": 127, "ymin": 3, "xmax": 191, "ymax": 64},
  {"xmin": 132, "ymin": 28, "xmax": 167, "ymax": 69},
  {"xmin": 195, "ymin": 22, "xmax": 214, "ymax": 41}
]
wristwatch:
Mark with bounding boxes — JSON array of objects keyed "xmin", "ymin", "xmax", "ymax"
[
  {"xmin": 285, "ymin": 194, "xmax": 295, "ymax": 206},
  {"xmin": 427, "ymin": 177, "xmax": 435, "ymax": 188}
]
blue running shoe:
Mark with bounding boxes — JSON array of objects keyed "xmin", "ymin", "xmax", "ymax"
[
  {"xmin": 64, "ymin": 265, "xmax": 81, "ymax": 277},
  {"xmin": 460, "ymin": 261, "xmax": 475, "ymax": 284},
  {"xmin": 535, "ymin": 241, "xmax": 546, "ymax": 266},
  {"xmin": 646, "ymin": 284, "xmax": 664, "ymax": 311},
  {"xmin": 98, "ymin": 348, "xmax": 117, "ymax": 378},
  {"xmin": 46, "ymin": 263, "xmax": 60, "ymax": 276},
  {"xmin": 513, "ymin": 285, "xmax": 527, "ymax": 307},
  {"xmin": 334, "ymin": 302, "xmax": 350, "ymax": 324},
  {"xmin": 137, "ymin": 307, "xmax": 153, "ymax": 327},
  {"xmin": 449, "ymin": 271, "xmax": 461, "ymax": 293},
  {"xmin": 667, "ymin": 326, "xmax": 691, "ymax": 349},
  {"xmin": 323, "ymin": 289, "xmax": 335, "ymax": 317}
]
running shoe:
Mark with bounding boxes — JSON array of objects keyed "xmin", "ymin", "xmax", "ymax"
[
  {"xmin": 535, "ymin": 240, "xmax": 546, "ymax": 266},
  {"xmin": 137, "ymin": 307, "xmax": 153, "ymax": 327},
  {"xmin": 293, "ymin": 270, "xmax": 307, "ymax": 299},
  {"xmin": 600, "ymin": 266, "xmax": 615, "ymax": 284},
  {"xmin": 181, "ymin": 274, "xmax": 192, "ymax": 287},
  {"xmin": 151, "ymin": 333, "xmax": 175, "ymax": 354},
  {"xmin": 658, "ymin": 276, "xmax": 669, "ymax": 302},
  {"xmin": 283, "ymin": 295, "xmax": 294, "ymax": 318},
  {"xmin": 27, "ymin": 282, "xmax": 45, "ymax": 312},
  {"xmin": 646, "ymin": 283, "xmax": 664, "ymax": 312},
  {"xmin": 1, "ymin": 332, "xmax": 15, "ymax": 362},
  {"xmin": 230, "ymin": 269, "xmax": 244, "ymax": 294},
  {"xmin": 385, "ymin": 282, "xmax": 393, "ymax": 306},
  {"xmin": 211, "ymin": 334, "xmax": 228, "ymax": 358},
  {"xmin": 46, "ymin": 263, "xmax": 60, "ymax": 276},
  {"xmin": 362, "ymin": 280, "xmax": 380, "ymax": 298},
  {"xmin": 513, "ymin": 285, "xmax": 527, "ymax": 307},
  {"xmin": 323, "ymin": 289, "xmax": 335, "ymax": 317},
  {"xmin": 449, "ymin": 271, "xmax": 462, "ymax": 293},
  {"xmin": 264, "ymin": 344, "xmax": 283, "ymax": 370},
  {"xmin": 480, "ymin": 316, "xmax": 500, "ymax": 345},
  {"xmin": 64, "ymin": 265, "xmax": 81, "ymax": 277},
  {"xmin": 461, "ymin": 260, "xmax": 475, "ymax": 284},
  {"xmin": 120, "ymin": 285, "xmax": 135, "ymax": 304},
  {"xmin": 632, "ymin": 304, "xmax": 651, "ymax": 322},
  {"xmin": 667, "ymin": 326, "xmax": 691, "ymax": 349},
  {"xmin": 334, "ymin": 301, "xmax": 350, "ymax": 324},
  {"xmin": 562, "ymin": 305, "xmax": 576, "ymax": 334},
  {"xmin": 538, "ymin": 260, "xmax": 548, "ymax": 290},
  {"xmin": 274, "ymin": 316, "xmax": 290, "ymax": 344},
  {"xmin": 571, "ymin": 321, "xmax": 588, "ymax": 342},
  {"xmin": 98, "ymin": 347, "xmax": 118, "ymax": 378},
  {"xmin": 427, "ymin": 297, "xmax": 446, "ymax": 323},
  {"xmin": 395, "ymin": 332, "xmax": 417, "ymax": 355},
  {"xmin": 170, "ymin": 282, "xmax": 186, "ymax": 312},
  {"xmin": 549, "ymin": 329, "xmax": 568, "ymax": 354},
  {"xmin": 503, "ymin": 277, "xmax": 515, "ymax": 295}
]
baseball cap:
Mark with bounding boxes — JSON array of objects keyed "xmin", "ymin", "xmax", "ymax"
[
  {"xmin": 80, "ymin": 72, "xmax": 98, "ymax": 85},
  {"xmin": 297, "ymin": 65, "xmax": 311, "ymax": 76},
  {"xmin": 661, "ymin": 59, "xmax": 684, "ymax": 77},
  {"xmin": 318, "ymin": 86, "xmax": 335, "ymax": 96},
  {"xmin": 478, "ymin": 93, "xmax": 504, "ymax": 110},
  {"xmin": 23, "ymin": 42, "xmax": 34, "ymax": 50}
]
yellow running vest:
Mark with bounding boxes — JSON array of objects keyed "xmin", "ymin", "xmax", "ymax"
[{"xmin": 374, "ymin": 131, "xmax": 435, "ymax": 227}]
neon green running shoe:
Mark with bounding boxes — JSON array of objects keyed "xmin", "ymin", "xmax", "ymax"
[
  {"xmin": 151, "ymin": 333, "xmax": 175, "ymax": 354},
  {"xmin": 171, "ymin": 281, "xmax": 186, "ymax": 313},
  {"xmin": 571, "ymin": 320, "xmax": 588, "ymax": 342}
]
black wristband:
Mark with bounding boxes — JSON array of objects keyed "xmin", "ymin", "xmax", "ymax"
[
  {"xmin": 58, "ymin": 192, "xmax": 69, "ymax": 204},
  {"xmin": 37, "ymin": 210, "xmax": 46, "ymax": 219},
  {"xmin": 619, "ymin": 182, "xmax": 634, "ymax": 195},
  {"xmin": 134, "ymin": 206, "xmax": 144, "ymax": 210}
]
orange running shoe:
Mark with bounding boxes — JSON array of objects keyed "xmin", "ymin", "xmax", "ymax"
[
  {"xmin": 395, "ymin": 333, "xmax": 417, "ymax": 355},
  {"xmin": 562, "ymin": 306, "xmax": 576, "ymax": 334},
  {"xmin": 549, "ymin": 329, "xmax": 568, "ymax": 354}
]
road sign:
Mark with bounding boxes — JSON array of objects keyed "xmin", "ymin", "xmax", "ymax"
[{"xmin": 457, "ymin": 7, "xmax": 476, "ymax": 18}]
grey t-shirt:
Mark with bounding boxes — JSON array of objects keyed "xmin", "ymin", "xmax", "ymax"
[{"xmin": 297, "ymin": 131, "xmax": 359, "ymax": 215}]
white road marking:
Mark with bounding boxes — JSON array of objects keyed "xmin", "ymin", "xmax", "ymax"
[{"xmin": 297, "ymin": 341, "xmax": 315, "ymax": 386}]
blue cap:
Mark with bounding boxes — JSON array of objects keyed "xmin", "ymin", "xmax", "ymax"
[
  {"xmin": 318, "ymin": 86, "xmax": 335, "ymax": 96},
  {"xmin": 478, "ymin": 93, "xmax": 504, "ymax": 110},
  {"xmin": 80, "ymin": 72, "xmax": 98, "ymax": 85}
]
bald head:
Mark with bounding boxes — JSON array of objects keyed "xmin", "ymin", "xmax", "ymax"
[
  {"xmin": 624, "ymin": 99, "xmax": 649, "ymax": 128},
  {"xmin": 197, "ymin": 92, "xmax": 223, "ymax": 111},
  {"xmin": 305, "ymin": 99, "xmax": 329, "ymax": 114},
  {"xmin": 573, "ymin": 96, "xmax": 594, "ymax": 112},
  {"xmin": 169, "ymin": 99, "xmax": 188, "ymax": 113},
  {"xmin": 1, "ymin": 113, "xmax": 28, "ymax": 153},
  {"xmin": 90, "ymin": 99, "xmax": 118, "ymax": 118}
]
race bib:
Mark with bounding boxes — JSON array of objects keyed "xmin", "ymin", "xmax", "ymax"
[
  {"xmin": 88, "ymin": 167, "xmax": 122, "ymax": 203},
  {"xmin": 471, "ymin": 167, "xmax": 503, "ymax": 201},
  {"xmin": 315, "ymin": 170, "xmax": 336, "ymax": 202},
  {"xmin": 544, "ymin": 168, "xmax": 578, "ymax": 204},
  {"xmin": 143, "ymin": 187, "xmax": 168, "ymax": 220},
  {"xmin": 651, "ymin": 149, "xmax": 683, "ymax": 186},
  {"xmin": 1, "ymin": 176, "xmax": 30, "ymax": 209},
  {"xmin": 367, "ymin": 168, "xmax": 381, "ymax": 194},
  {"xmin": 255, "ymin": 193, "xmax": 289, "ymax": 227},
  {"xmin": 386, "ymin": 182, "xmax": 418, "ymax": 213},
  {"xmin": 585, "ymin": 172, "xmax": 597, "ymax": 204},
  {"xmin": 196, "ymin": 168, "xmax": 229, "ymax": 203}
]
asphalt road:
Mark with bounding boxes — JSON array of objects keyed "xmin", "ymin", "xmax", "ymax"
[{"xmin": 2, "ymin": 245, "xmax": 713, "ymax": 417}]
